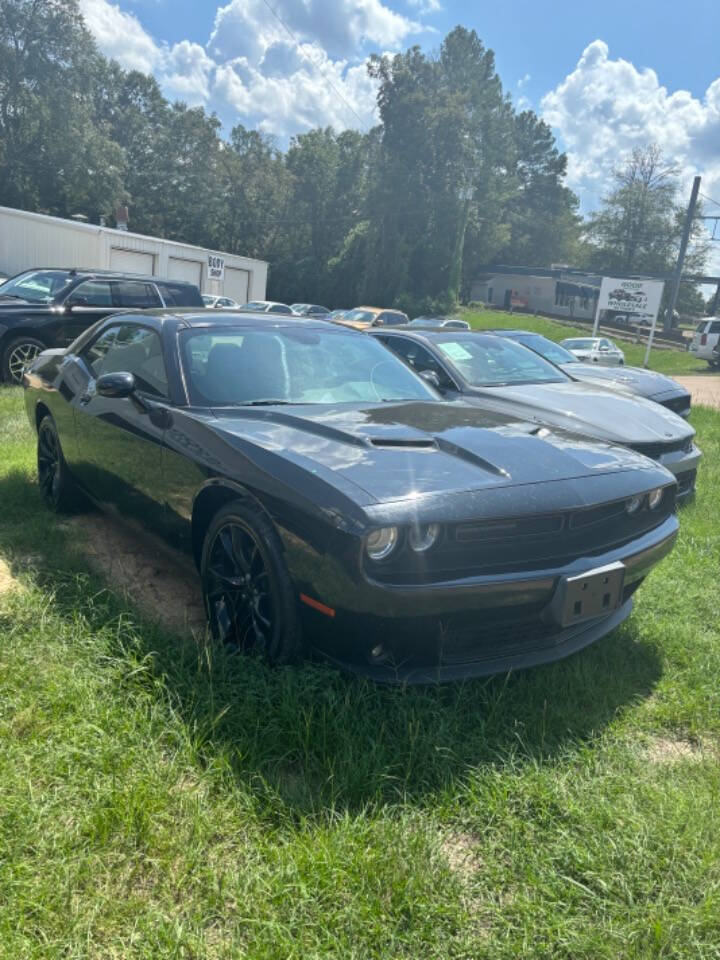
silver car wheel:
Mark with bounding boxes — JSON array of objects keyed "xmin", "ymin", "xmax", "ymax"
[{"xmin": 8, "ymin": 341, "xmax": 42, "ymax": 382}]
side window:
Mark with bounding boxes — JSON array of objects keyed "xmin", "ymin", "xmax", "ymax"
[
  {"xmin": 386, "ymin": 338, "xmax": 454, "ymax": 389},
  {"xmin": 102, "ymin": 325, "xmax": 168, "ymax": 397},
  {"xmin": 709, "ymin": 321, "xmax": 720, "ymax": 335},
  {"xmin": 69, "ymin": 280, "xmax": 113, "ymax": 307},
  {"xmin": 382, "ymin": 312, "xmax": 405, "ymax": 327},
  {"xmin": 83, "ymin": 325, "xmax": 168, "ymax": 398},
  {"xmin": 82, "ymin": 326, "xmax": 121, "ymax": 377},
  {"xmin": 114, "ymin": 281, "xmax": 162, "ymax": 309}
]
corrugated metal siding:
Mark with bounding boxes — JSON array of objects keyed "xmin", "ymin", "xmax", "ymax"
[{"xmin": 0, "ymin": 206, "xmax": 267, "ymax": 299}]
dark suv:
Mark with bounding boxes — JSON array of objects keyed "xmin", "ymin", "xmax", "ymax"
[{"xmin": 0, "ymin": 268, "xmax": 204, "ymax": 383}]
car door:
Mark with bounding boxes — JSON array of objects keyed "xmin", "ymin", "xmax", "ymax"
[
  {"xmin": 58, "ymin": 279, "xmax": 123, "ymax": 344},
  {"xmin": 72, "ymin": 322, "xmax": 170, "ymax": 533}
]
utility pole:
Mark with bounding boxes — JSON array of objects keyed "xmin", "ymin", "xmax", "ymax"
[
  {"xmin": 663, "ymin": 175, "xmax": 701, "ymax": 331},
  {"xmin": 448, "ymin": 186, "xmax": 473, "ymax": 304}
]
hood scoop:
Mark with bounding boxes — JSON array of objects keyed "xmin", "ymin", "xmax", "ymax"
[{"xmin": 368, "ymin": 437, "xmax": 437, "ymax": 449}]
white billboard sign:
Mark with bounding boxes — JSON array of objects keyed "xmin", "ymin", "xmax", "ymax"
[
  {"xmin": 592, "ymin": 276, "xmax": 665, "ymax": 368},
  {"xmin": 596, "ymin": 276, "xmax": 664, "ymax": 322},
  {"xmin": 208, "ymin": 254, "xmax": 225, "ymax": 281}
]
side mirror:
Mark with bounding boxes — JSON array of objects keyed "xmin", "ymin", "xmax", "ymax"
[
  {"xmin": 419, "ymin": 369, "xmax": 442, "ymax": 390},
  {"xmin": 372, "ymin": 318, "xmax": 384, "ymax": 326},
  {"xmin": 67, "ymin": 296, "xmax": 89, "ymax": 308},
  {"xmin": 96, "ymin": 371, "xmax": 136, "ymax": 399}
]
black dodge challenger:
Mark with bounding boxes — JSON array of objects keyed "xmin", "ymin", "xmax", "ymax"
[{"xmin": 23, "ymin": 311, "xmax": 679, "ymax": 682}]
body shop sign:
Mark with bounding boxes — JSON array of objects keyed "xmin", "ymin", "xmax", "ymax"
[
  {"xmin": 597, "ymin": 277, "xmax": 664, "ymax": 321},
  {"xmin": 208, "ymin": 254, "xmax": 225, "ymax": 281}
]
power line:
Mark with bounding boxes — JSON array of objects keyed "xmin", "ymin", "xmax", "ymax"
[
  {"xmin": 699, "ymin": 191, "xmax": 720, "ymax": 209},
  {"xmin": 259, "ymin": 0, "xmax": 374, "ymax": 132}
]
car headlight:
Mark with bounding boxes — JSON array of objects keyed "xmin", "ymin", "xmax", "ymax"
[
  {"xmin": 625, "ymin": 495, "xmax": 643, "ymax": 515},
  {"xmin": 365, "ymin": 526, "xmax": 398, "ymax": 561},
  {"xmin": 648, "ymin": 488, "xmax": 664, "ymax": 510},
  {"xmin": 408, "ymin": 522, "xmax": 440, "ymax": 553}
]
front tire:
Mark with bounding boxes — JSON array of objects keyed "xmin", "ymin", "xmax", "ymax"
[
  {"xmin": 200, "ymin": 501, "xmax": 303, "ymax": 664},
  {"xmin": 37, "ymin": 416, "xmax": 80, "ymax": 512},
  {"xmin": 2, "ymin": 336, "xmax": 45, "ymax": 384}
]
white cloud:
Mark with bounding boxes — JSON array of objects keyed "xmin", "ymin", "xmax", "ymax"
[
  {"xmin": 79, "ymin": 0, "xmax": 161, "ymax": 72},
  {"xmin": 80, "ymin": 0, "xmax": 426, "ymax": 137},
  {"xmin": 406, "ymin": 0, "xmax": 443, "ymax": 13},
  {"xmin": 541, "ymin": 40, "xmax": 720, "ymax": 210},
  {"xmin": 208, "ymin": 0, "xmax": 420, "ymax": 62}
]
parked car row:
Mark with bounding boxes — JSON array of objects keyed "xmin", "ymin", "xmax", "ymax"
[{"xmin": 22, "ymin": 301, "xmax": 696, "ymax": 684}]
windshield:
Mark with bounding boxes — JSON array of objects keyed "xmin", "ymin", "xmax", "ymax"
[
  {"xmin": 433, "ymin": 335, "xmax": 568, "ymax": 387},
  {"xmin": 0, "ymin": 269, "xmax": 74, "ymax": 303},
  {"xmin": 514, "ymin": 334, "xmax": 577, "ymax": 365},
  {"xmin": 343, "ymin": 309, "xmax": 377, "ymax": 325},
  {"xmin": 562, "ymin": 338, "xmax": 597, "ymax": 350},
  {"xmin": 181, "ymin": 326, "xmax": 437, "ymax": 406}
]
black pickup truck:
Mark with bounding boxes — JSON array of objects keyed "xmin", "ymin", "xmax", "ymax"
[{"xmin": 0, "ymin": 268, "xmax": 204, "ymax": 383}]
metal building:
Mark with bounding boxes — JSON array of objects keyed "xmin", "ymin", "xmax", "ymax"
[
  {"xmin": 0, "ymin": 205, "xmax": 267, "ymax": 303},
  {"xmin": 471, "ymin": 267, "xmax": 601, "ymax": 321}
]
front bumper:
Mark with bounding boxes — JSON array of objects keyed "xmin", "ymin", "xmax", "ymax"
[
  {"xmin": 654, "ymin": 444, "xmax": 700, "ymax": 500},
  {"xmin": 305, "ymin": 515, "xmax": 678, "ymax": 683}
]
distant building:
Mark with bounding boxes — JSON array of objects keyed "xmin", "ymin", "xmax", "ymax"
[
  {"xmin": 471, "ymin": 267, "xmax": 601, "ymax": 321},
  {"xmin": 0, "ymin": 205, "xmax": 267, "ymax": 303}
]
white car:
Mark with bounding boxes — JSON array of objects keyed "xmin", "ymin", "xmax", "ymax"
[
  {"xmin": 689, "ymin": 318, "xmax": 720, "ymax": 367},
  {"xmin": 239, "ymin": 300, "xmax": 296, "ymax": 315},
  {"xmin": 202, "ymin": 294, "xmax": 240, "ymax": 309},
  {"xmin": 560, "ymin": 336, "xmax": 625, "ymax": 366}
]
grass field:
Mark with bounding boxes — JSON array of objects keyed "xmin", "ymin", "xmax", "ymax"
[
  {"xmin": 1, "ymin": 385, "xmax": 719, "ymax": 958},
  {"xmin": 462, "ymin": 307, "xmax": 708, "ymax": 376}
]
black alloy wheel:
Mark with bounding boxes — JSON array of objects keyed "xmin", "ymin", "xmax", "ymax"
[
  {"xmin": 201, "ymin": 502, "xmax": 302, "ymax": 664},
  {"xmin": 2, "ymin": 337, "xmax": 45, "ymax": 384},
  {"xmin": 37, "ymin": 416, "xmax": 79, "ymax": 512}
]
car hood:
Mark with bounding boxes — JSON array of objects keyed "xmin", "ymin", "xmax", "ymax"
[
  {"xmin": 208, "ymin": 400, "xmax": 666, "ymax": 506},
  {"xmin": 463, "ymin": 382, "xmax": 694, "ymax": 444},
  {"xmin": 562, "ymin": 363, "xmax": 688, "ymax": 400}
]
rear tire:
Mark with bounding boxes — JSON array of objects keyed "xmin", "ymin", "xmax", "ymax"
[
  {"xmin": 2, "ymin": 336, "xmax": 45, "ymax": 384},
  {"xmin": 200, "ymin": 500, "xmax": 303, "ymax": 664},
  {"xmin": 37, "ymin": 415, "xmax": 81, "ymax": 512}
]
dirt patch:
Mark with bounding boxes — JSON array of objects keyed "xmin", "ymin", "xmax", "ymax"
[
  {"xmin": 0, "ymin": 557, "xmax": 22, "ymax": 595},
  {"xmin": 441, "ymin": 831, "xmax": 483, "ymax": 879},
  {"xmin": 643, "ymin": 735, "xmax": 716, "ymax": 765},
  {"xmin": 675, "ymin": 376, "xmax": 720, "ymax": 410},
  {"xmin": 70, "ymin": 514, "xmax": 206, "ymax": 637}
]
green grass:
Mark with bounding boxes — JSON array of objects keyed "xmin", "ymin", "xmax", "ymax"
[
  {"xmin": 1, "ymin": 385, "xmax": 720, "ymax": 957},
  {"xmin": 462, "ymin": 307, "xmax": 709, "ymax": 376}
]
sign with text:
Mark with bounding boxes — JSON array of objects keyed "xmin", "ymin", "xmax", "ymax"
[
  {"xmin": 208, "ymin": 254, "xmax": 225, "ymax": 281},
  {"xmin": 593, "ymin": 276, "xmax": 666, "ymax": 368},
  {"xmin": 597, "ymin": 276, "xmax": 664, "ymax": 323}
]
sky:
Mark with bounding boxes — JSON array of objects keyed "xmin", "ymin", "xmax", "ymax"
[{"xmin": 79, "ymin": 0, "xmax": 720, "ymax": 253}]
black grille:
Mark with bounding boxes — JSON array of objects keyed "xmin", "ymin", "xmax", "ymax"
[
  {"xmin": 676, "ymin": 469, "xmax": 697, "ymax": 496},
  {"xmin": 660, "ymin": 395, "xmax": 691, "ymax": 416},
  {"xmin": 630, "ymin": 437, "xmax": 692, "ymax": 459},
  {"xmin": 369, "ymin": 489, "xmax": 676, "ymax": 585}
]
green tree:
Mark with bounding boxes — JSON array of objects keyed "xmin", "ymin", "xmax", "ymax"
[
  {"xmin": 0, "ymin": 0, "xmax": 123, "ymax": 219},
  {"xmin": 584, "ymin": 145, "xmax": 708, "ymax": 322}
]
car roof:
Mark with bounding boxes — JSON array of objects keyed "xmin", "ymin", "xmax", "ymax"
[
  {"xmin": 117, "ymin": 308, "xmax": 352, "ymax": 332},
  {"xmin": 370, "ymin": 328, "xmax": 496, "ymax": 344},
  {"xmin": 14, "ymin": 267, "xmax": 197, "ymax": 286}
]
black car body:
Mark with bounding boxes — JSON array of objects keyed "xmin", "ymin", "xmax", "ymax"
[
  {"xmin": 372, "ymin": 328, "xmax": 700, "ymax": 500},
  {"xmin": 23, "ymin": 312, "xmax": 678, "ymax": 683},
  {"xmin": 0, "ymin": 268, "xmax": 203, "ymax": 383},
  {"xmin": 493, "ymin": 330, "xmax": 692, "ymax": 418}
]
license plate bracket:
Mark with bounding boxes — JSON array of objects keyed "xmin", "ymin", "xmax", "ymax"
[{"xmin": 546, "ymin": 561, "xmax": 626, "ymax": 629}]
